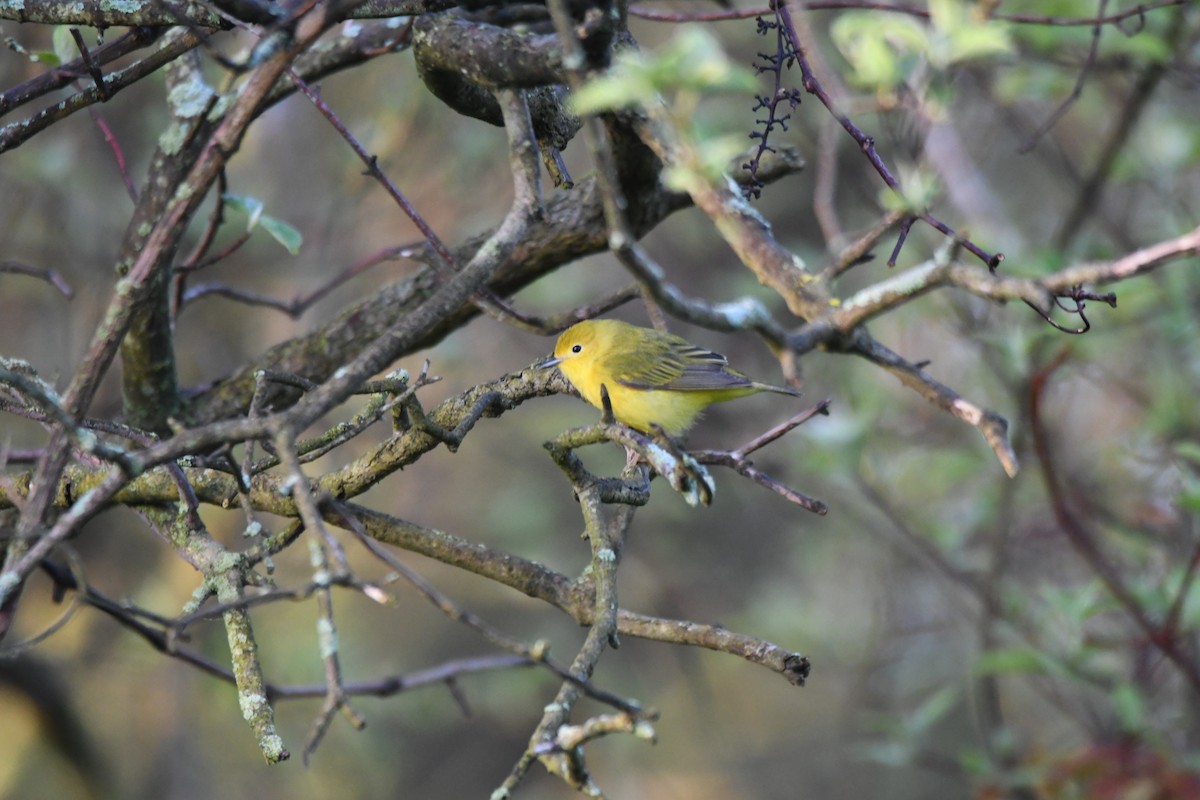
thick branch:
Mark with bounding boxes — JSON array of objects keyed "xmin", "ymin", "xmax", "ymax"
[
  {"xmin": 412, "ymin": 11, "xmax": 583, "ymax": 150},
  {"xmin": 0, "ymin": 0, "xmax": 450, "ymax": 27}
]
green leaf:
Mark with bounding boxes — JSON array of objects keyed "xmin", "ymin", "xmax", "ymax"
[
  {"xmin": 930, "ymin": 0, "xmax": 1012, "ymax": 60},
  {"xmin": 1111, "ymin": 683, "xmax": 1146, "ymax": 733},
  {"xmin": 224, "ymin": 194, "xmax": 264, "ymax": 230},
  {"xmin": 945, "ymin": 25, "xmax": 1014, "ymax": 64},
  {"xmin": 957, "ymin": 748, "xmax": 993, "ymax": 777},
  {"xmin": 571, "ymin": 26, "xmax": 756, "ymax": 116},
  {"xmin": 879, "ymin": 166, "xmax": 940, "ymax": 214},
  {"xmin": 975, "ymin": 646, "xmax": 1062, "ymax": 677},
  {"xmin": 850, "ymin": 35, "xmax": 901, "ymax": 88},
  {"xmin": 52, "ymin": 26, "xmax": 76, "ymax": 68},
  {"xmin": 1042, "ymin": 581, "xmax": 1110, "ymax": 624},
  {"xmin": 222, "ymin": 194, "xmax": 302, "ymax": 254},
  {"xmin": 660, "ymin": 163, "xmax": 695, "ymax": 195},
  {"xmin": 258, "ymin": 214, "xmax": 303, "ymax": 255},
  {"xmin": 906, "ymin": 686, "xmax": 958, "ymax": 736},
  {"xmin": 1175, "ymin": 441, "xmax": 1200, "ymax": 466},
  {"xmin": 927, "ymin": 0, "xmax": 962, "ymax": 35},
  {"xmin": 1101, "ymin": 29, "xmax": 1173, "ymax": 64},
  {"xmin": 692, "ymin": 133, "xmax": 751, "ymax": 182},
  {"xmin": 832, "ymin": 13, "xmax": 928, "ymax": 91},
  {"xmin": 569, "ymin": 68, "xmax": 655, "ymax": 115},
  {"xmin": 1177, "ymin": 473, "xmax": 1200, "ymax": 513},
  {"xmin": 652, "ymin": 27, "xmax": 759, "ymax": 94}
]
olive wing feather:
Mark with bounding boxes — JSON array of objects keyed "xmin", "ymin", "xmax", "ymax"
[{"xmin": 605, "ymin": 332, "xmax": 755, "ymax": 392}]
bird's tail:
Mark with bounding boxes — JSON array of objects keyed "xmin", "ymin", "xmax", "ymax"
[{"xmin": 752, "ymin": 381, "xmax": 802, "ymax": 397}]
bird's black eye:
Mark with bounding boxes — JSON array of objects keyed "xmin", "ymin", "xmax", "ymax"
[{"xmin": 571, "ymin": 344, "xmax": 583, "ymax": 353}]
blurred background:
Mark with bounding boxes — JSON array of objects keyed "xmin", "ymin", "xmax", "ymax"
[{"xmin": 3, "ymin": 2, "xmax": 1200, "ymax": 798}]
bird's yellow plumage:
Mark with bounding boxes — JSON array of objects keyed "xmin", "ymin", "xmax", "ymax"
[{"xmin": 541, "ymin": 319, "xmax": 798, "ymax": 436}]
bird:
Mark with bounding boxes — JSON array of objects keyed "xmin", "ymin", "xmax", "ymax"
[{"xmin": 540, "ymin": 318, "xmax": 799, "ymax": 437}]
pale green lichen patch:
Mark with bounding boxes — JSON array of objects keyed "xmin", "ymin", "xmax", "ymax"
[
  {"xmin": 158, "ymin": 71, "xmax": 216, "ymax": 155},
  {"xmin": 316, "ymin": 618, "xmax": 338, "ymax": 658},
  {"xmin": 158, "ymin": 121, "xmax": 187, "ymax": 156},
  {"xmin": 239, "ymin": 691, "xmax": 268, "ymax": 721},
  {"xmin": 712, "ymin": 296, "xmax": 769, "ymax": 327},
  {"xmin": 168, "ymin": 72, "xmax": 216, "ymax": 119},
  {"xmin": 210, "ymin": 551, "xmax": 244, "ymax": 574},
  {"xmin": 634, "ymin": 720, "xmax": 657, "ymax": 741},
  {"xmin": 182, "ymin": 584, "xmax": 210, "ymax": 614},
  {"xmin": 260, "ymin": 734, "xmax": 287, "ymax": 763},
  {"xmin": 103, "ymin": 0, "xmax": 142, "ymax": 13}
]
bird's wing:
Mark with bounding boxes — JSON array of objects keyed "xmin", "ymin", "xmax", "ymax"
[{"xmin": 608, "ymin": 335, "xmax": 753, "ymax": 392}]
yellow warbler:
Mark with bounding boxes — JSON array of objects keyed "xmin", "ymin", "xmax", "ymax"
[{"xmin": 540, "ymin": 319, "xmax": 799, "ymax": 436}]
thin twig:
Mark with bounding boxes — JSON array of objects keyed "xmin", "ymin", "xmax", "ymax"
[
  {"xmin": 0, "ymin": 260, "xmax": 75, "ymax": 298},
  {"xmin": 1018, "ymin": 0, "xmax": 1109, "ymax": 153}
]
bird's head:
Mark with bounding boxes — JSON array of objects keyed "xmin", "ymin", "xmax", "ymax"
[{"xmin": 538, "ymin": 319, "xmax": 603, "ymax": 370}]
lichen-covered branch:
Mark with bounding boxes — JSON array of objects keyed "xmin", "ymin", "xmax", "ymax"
[{"xmin": 0, "ymin": 0, "xmax": 448, "ymax": 27}]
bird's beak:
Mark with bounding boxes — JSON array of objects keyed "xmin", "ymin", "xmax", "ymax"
[{"xmin": 537, "ymin": 355, "xmax": 562, "ymax": 370}]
